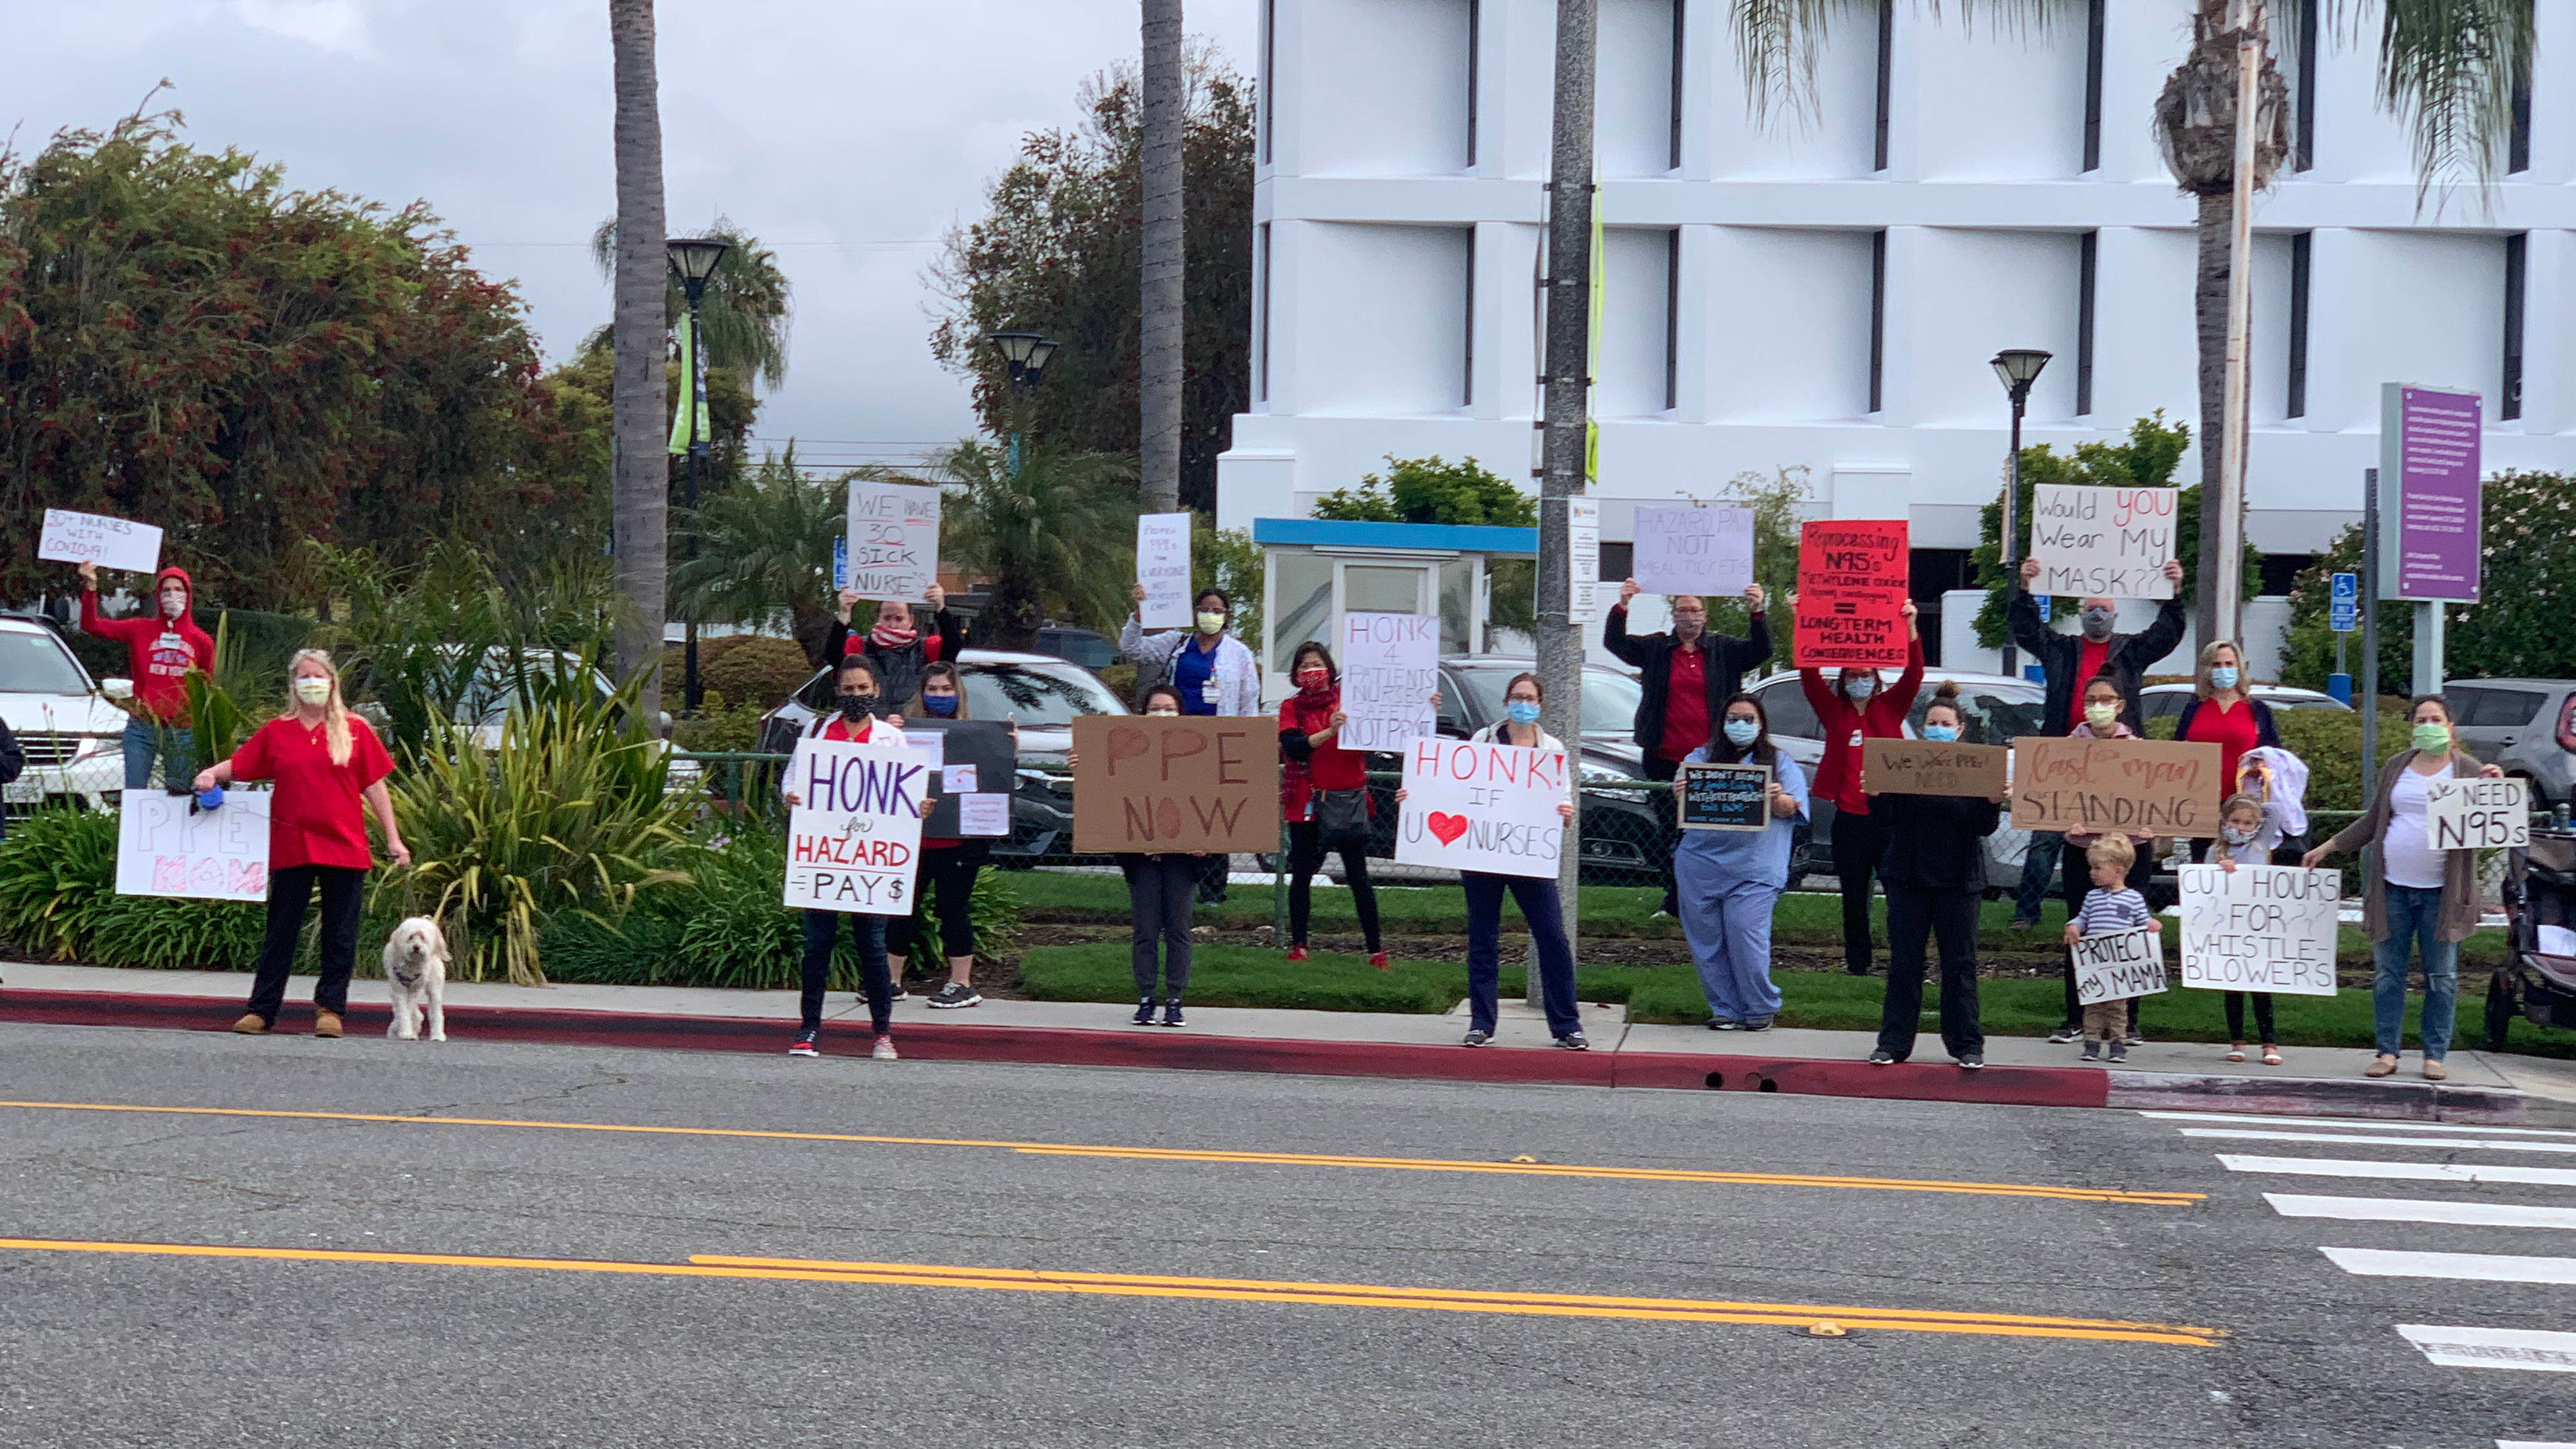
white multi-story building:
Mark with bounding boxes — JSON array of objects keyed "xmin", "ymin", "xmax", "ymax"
[{"xmin": 1219, "ymin": 0, "xmax": 2575, "ymax": 668}]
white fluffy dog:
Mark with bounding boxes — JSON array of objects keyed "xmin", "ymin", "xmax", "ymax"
[{"xmin": 383, "ymin": 917, "xmax": 450, "ymax": 1042}]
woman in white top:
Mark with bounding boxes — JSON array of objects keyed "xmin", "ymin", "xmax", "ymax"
[{"xmin": 2305, "ymin": 693, "xmax": 2504, "ymax": 1080}]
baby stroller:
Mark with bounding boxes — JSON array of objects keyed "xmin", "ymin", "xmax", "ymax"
[{"xmin": 2489, "ymin": 828, "xmax": 2576, "ymax": 1050}]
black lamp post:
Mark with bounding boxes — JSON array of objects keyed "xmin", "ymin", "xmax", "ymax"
[
  {"xmin": 986, "ymin": 330, "xmax": 1059, "ymax": 477},
  {"xmin": 666, "ymin": 236, "xmax": 729, "ymax": 712},
  {"xmin": 1990, "ymin": 348, "xmax": 2051, "ymax": 680}
]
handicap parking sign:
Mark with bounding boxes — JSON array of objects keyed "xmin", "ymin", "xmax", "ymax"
[{"xmin": 2329, "ymin": 571, "xmax": 2357, "ymax": 632}]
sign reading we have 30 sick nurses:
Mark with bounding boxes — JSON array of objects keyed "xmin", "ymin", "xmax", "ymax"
[{"xmin": 783, "ymin": 737, "xmax": 928, "ymax": 915}]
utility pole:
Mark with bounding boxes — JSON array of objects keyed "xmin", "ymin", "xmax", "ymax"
[
  {"xmin": 2214, "ymin": 0, "xmax": 2262, "ymax": 651},
  {"xmin": 1536, "ymin": 0, "xmax": 1597, "ymax": 979}
]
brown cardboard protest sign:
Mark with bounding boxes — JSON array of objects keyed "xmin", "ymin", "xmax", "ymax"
[
  {"xmin": 1071, "ymin": 716, "xmax": 1280, "ymax": 855},
  {"xmin": 2009, "ymin": 735, "xmax": 2225, "ymax": 838},
  {"xmin": 1862, "ymin": 739, "xmax": 2009, "ymax": 801}
]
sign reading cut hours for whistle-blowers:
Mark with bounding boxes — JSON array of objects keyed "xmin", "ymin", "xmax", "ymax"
[
  {"xmin": 1793, "ymin": 519, "xmax": 1908, "ymax": 669},
  {"xmin": 2028, "ymin": 486, "xmax": 2178, "ymax": 600},
  {"xmin": 2177, "ymin": 864, "xmax": 2340, "ymax": 997}
]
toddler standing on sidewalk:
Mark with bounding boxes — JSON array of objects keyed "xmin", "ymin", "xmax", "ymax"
[{"xmin": 2062, "ymin": 836, "xmax": 2152, "ymax": 1064}]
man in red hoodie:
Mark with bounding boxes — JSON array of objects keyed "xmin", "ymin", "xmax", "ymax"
[{"xmin": 78, "ymin": 560, "xmax": 215, "ymax": 791}]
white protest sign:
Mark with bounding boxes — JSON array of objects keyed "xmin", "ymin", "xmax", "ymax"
[
  {"xmin": 783, "ymin": 737, "xmax": 928, "ymax": 915},
  {"xmin": 1567, "ymin": 496, "xmax": 1602, "ymax": 626},
  {"xmin": 2427, "ymin": 776, "xmax": 2529, "ymax": 850},
  {"xmin": 956, "ymin": 793, "xmax": 1011, "ymax": 837},
  {"xmin": 1630, "ymin": 506, "xmax": 1754, "ymax": 597},
  {"xmin": 1137, "ymin": 512, "xmax": 1193, "ymax": 630},
  {"xmin": 40, "ymin": 509, "xmax": 164, "ymax": 576},
  {"xmin": 1394, "ymin": 739, "xmax": 1570, "ymax": 880},
  {"xmin": 2177, "ymin": 863, "xmax": 2341, "ymax": 997},
  {"xmin": 2028, "ymin": 486, "xmax": 2179, "ymax": 600},
  {"xmin": 116, "ymin": 789, "xmax": 272, "ymax": 901},
  {"xmin": 2071, "ymin": 926, "xmax": 2166, "ymax": 1004},
  {"xmin": 1338, "ymin": 612, "xmax": 1439, "ymax": 751},
  {"xmin": 846, "ymin": 481, "xmax": 942, "ymax": 602}
]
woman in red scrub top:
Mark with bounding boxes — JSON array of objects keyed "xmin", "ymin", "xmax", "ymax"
[
  {"xmin": 196, "ymin": 649, "xmax": 408, "ymax": 1038},
  {"xmin": 2171, "ymin": 641, "xmax": 2279, "ymax": 857}
]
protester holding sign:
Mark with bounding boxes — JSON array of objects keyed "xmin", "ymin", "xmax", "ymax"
[
  {"xmin": 1278, "ymin": 641, "xmax": 1386, "ymax": 969},
  {"xmin": 2044, "ymin": 674, "xmax": 2160, "ymax": 1046},
  {"xmin": 78, "ymin": 560, "xmax": 215, "ymax": 791},
  {"xmin": 1867, "ymin": 684, "xmax": 2001, "ymax": 1068},
  {"xmin": 1067, "ymin": 684, "xmax": 1202, "ymax": 1027},
  {"xmin": 2212, "ymin": 793, "xmax": 2284, "ymax": 1066},
  {"xmin": 1798, "ymin": 599, "xmax": 1924, "ymax": 975},
  {"xmin": 779, "ymin": 654, "xmax": 904, "ymax": 1059},
  {"xmin": 1673, "ymin": 693, "xmax": 1807, "ymax": 1031},
  {"xmin": 1124, "ymin": 583, "xmax": 1261, "ymax": 905},
  {"xmin": 195, "ymin": 650, "xmax": 406, "ymax": 1039},
  {"xmin": 1606, "ymin": 578, "xmax": 1770, "ymax": 917},
  {"xmin": 2172, "ymin": 641, "xmax": 2282, "ymax": 854},
  {"xmin": 2305, "ymin": 694, "xmax": 2504, "ymax": 1080},
  {"xmin": 893, "ymin": 663, "xmax": 1011, "ymax": 1011},
  {"xmin": 827, "ymin": 585, "xmax": 960, "ymax": 717}
]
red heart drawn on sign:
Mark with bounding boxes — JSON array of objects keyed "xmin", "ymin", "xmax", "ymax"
[{"xmin": 1427, "ymin": 812, "xmax": 1469, "ymax": 846}]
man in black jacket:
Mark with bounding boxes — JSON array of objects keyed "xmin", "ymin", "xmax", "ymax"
[{"xmin": 1604, "ymin": 578, "xmax": 1772, "ymax": 916}]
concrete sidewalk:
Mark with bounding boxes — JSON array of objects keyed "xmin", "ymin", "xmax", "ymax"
[{"xmin": 6, "ymin": 959, "xmax": 2570, "ymax": 1124}]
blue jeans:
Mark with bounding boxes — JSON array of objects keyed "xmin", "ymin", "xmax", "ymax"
[
  {"xmin": 121, "ymin": 717, "xmax": 195, "ymax": 792},
  {"xmin": 1461, "ymin": 871, "xmax": 1581, "ymax": 1038},
  {"xmin": 2012, "ymin": 831, "xmax": 2064, "ymax": 924},
  {"xmin": 2373, "ymin": 884, "xmax": 2458, "ymax": 1061}
]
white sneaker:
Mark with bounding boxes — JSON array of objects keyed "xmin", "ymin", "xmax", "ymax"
[{"xmin": 871, "ymin": 1036, "xmax": 900, "ymax": 1061}]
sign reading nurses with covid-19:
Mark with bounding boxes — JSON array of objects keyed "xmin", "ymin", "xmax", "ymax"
[
  {"xmin": 1793, "ymin": 519, "xmax": 1908, "ymax": 669},
  {"xmin": 783, "ymin": 737, "xmax": 926, "ymax": 915},
  {"xmin": 1394, "ymin": 739, "xmax": 1569, "ymax": 880},
  {"xmin": 2379, "ymin": 383, "xmax": 2482, "ymax": 603}
]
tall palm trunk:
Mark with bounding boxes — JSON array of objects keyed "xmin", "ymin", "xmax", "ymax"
[
  {"xmin": 1138, "ymin": 0, "xmax": 1186, "ymax": 514},
  {"xmin": 609, "ymin": 0, "xmax": 669, "ymax": 721},
  {"xmin": 2193, "ymin": 188, "xmax": 2232, "ymax": 647}
]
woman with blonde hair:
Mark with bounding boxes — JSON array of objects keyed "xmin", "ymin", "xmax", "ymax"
[
  {"xmin": 195, "ymin": 649, "xmax": 408, "ymax": 1038},
  {"xmin": 2172, "ymin": 640, "xmax": 2281, "ymax": 840}
]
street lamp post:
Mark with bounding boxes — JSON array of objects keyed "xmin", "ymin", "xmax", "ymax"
[
  {"xmin": 1990, "ymin": 348, "xmax": 2052, "ymax": 680},
  {"xmin": 666, "ymin": 234, "xmax": 729, "ymax": 714},
  {"xmin": 986, "ymin": 330, "xmax": 1060, "ymax": 479}
]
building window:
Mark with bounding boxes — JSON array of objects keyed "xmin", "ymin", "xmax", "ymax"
[
  {"xmin": 2510, "ymin": 64, "xmax": 2533, "ymax": 174},
  {"xmin": 1462, "ymin": 226, "xmax": 1477, "ymax": 407},
  {"xmin": 1867, "ymin": 229, "xmax": 1887, "ymax": 414},
  {"xmin": 1664, "ymin": 229, "xmax": 1681, "ymax": 410},
  {"xmin": 2082, "ymin": 0, "xmax": 2107, "ymax": 172},
  {"xmin": 1257, "ymin": 223, "xmax": 1271, "ymax": 402},
  {"xmin": 1872, "ymin": 0, "xmax": 1894, "ymax": 172},
  {"xmin": 2258, "ymin": 555, "xmax": 2316, "ymax": 596},
  {"xmin": 2287, "ymin": 231, "xmax": 2312, "ymax": 419},
  {"xmin": 1259, "ymin": 0, "xmax": 1276, "ymax": 164},
  {"xmin": 2504, "ymin": 231, "xmax": 2527, "ymax": 421},
  {"xmin": 2076, "ymin": 231, "xmax": 2097, "ymax": 416},
  {"xmin": 1466, "ymin": 0, "xmax": 1481, "ymax": 167},
  {"xmin": 2291, "ymin": 0, "xmax": 2318, "ymax": 172},
  {"xmin": 1668, "ymin": 0, "xmax": 1687, "ymax": 171}
]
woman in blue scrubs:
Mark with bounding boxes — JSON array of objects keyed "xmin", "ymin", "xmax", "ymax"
[{"xmin": 1673, "ymin": 693, "xmax": 1809, "ymax": 1032}]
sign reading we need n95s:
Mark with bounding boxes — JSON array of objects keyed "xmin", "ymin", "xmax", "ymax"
[{"xmin": 784, "ymin": 738, "xmax": 926, "ymax": 915}]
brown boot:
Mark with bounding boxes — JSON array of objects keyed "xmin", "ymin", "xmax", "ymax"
[
  {"xmin": 314, "ymin": 1009, "xmax": 344, "ymax": 1039},
  {"xmin": 231, "ymin": 1013, "xmax": 270, "ymax": 1036}
]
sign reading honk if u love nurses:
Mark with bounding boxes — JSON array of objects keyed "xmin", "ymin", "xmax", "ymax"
[{"xmin": 1394, "ymin": 739, "xmax": 1570, "ymax": 881}]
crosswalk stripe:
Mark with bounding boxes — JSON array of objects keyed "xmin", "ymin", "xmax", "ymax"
[
  {"xmin": 2497, "ymin": 1441, "xmax": 2576, "ymax": 1447},
  {"xmin": 2184, "ymin": 1128, "xmax": 2576, "ymax": 1156},
  {"xmin": 2325, "ymin": 1246, "xmax": 2576, "ymax": 1285},
  {"xmin": 2397, "ymin": 1324, "xmax": 2576, "ymax": 1373},
  {"xmin": 2266, "ymin": 1193, "xmax": 2576, "ymax": 1232},
  {"xmin": 2218, "ymin": 1154, "xmax": 2576, "ymax": 1188},
  {"xmin": 2143, "ymin": 1110, "xmax": 2576, "ymax": 1140}
]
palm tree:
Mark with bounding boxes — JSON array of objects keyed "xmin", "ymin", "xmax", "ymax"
[
  {"xmin": 588, "ymin": 214, "xmax": 793, "ymax": 392},
  {"xmin": 925, "ymin": 438, "xmax": 1141, "ymax": 651},
  {"xmin": 669, "ymin": 447, "xmax": 846, "ymax": 661},
  {"xmin": 1138, "ymin": 0, "xmax": 1186, "ymax": 514},
  {"xmin": 608, "ymin": 0, "xmax": 668, "ymax": 721}
]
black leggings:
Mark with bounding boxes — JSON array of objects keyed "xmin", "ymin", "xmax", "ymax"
[
  {"xmin": 244, "ymin": 864, "xmax": 365, "ymax": 1025},
  {"xmin": 1287, "ymin": 821, "xmax": 1380, "ymax": 952},
  {"xmin": 891, "ymin": 843, "xmax": 987, "ymax": 963},
  {"xmin": 2225, "ymin": 992, "xmax": 2277, "ymax": 1045},
  {"xmin": 1832, "ymin": 808, "xmax": 1885, "ymax": 975}
]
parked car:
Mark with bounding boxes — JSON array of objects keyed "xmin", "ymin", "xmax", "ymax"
[
  {"xmin": 1423, "ymin": 656, "xmax": 1665, "ymax": 885},
  {"xmin": 2137, "ymin": 681, "xmax": 2352, "ymax": 725},
  {"xmin": 0, "ymin": 614, "xmax": 128, "ymax": 812},
  {"xmin": 1031, "ymin": 626, "xmax": 1117, "ymax": 673},
  {"xmin": 2442, "ymin": 678, "xmax": 2576, "ymax": 808}
]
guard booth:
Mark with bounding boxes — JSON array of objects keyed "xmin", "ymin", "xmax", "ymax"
[{"xmin": 1250, "ymin": 518, "xmax": 1536, "ymax": 702}]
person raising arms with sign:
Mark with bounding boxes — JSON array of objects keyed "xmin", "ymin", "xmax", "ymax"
[
  {"xmin": 1866, "ymin": 683, "xmax": 2001, "ymax": 1068},
  {"xmin": 78, "ymin": 559, "xmax": 215, "ymax": 791},
  {"xmin": 825, "ymin": 585, "xmax": 958, "ymax": 717},
  {"xmin": 1673, "ymin": 693, "xmax": 1808, "ymax": 1032},
  {"xmin": 1278, "ymin": 641, "xmax": 1386, "ymax": 969},
  {"xmin": 1606, "ymin": 579, "xmax": 1771, "ymax": 919},
  {"xmin": 2304, "ymin": 694, "xmax": 2503, "ymax": 1081},
  {"xmin": 1797, "ymin": 599, "xmax": 1924, "ymax": 976},
  {"xmin": 778, "ymin": 653, "xmax": 903, "ymax": 1061}
]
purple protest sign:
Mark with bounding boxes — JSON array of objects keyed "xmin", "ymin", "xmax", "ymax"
[{"xmin": 2377, "ymin": 383, "xmax": 2483, "ymax": 602}]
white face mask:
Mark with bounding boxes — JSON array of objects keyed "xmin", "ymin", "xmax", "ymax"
[
  {"xmin": 2221, "ymin": 824, "xmax": 2257, "ymax": 845},
  {"xmin": 2084, "ymin": 702, "xmax": 2119, "ymax": 732},
  {"xmin": 1146, "ymin": 707, "xmax": 1179, "ymax": 717},
  {"xmin": 293, "ymin": 677, "xmax": 332, "ymax": 707}
]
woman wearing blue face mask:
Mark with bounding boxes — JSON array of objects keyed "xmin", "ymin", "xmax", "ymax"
[
  {"xmin": 1673, "ymin": 693, "xmax": 1809, "ymax": 1031},
  {"xmin": 2306, "ymin": 694, "xmax": 2504, "ymax": 1081},
  {"xmin": 894, "ymin": 661, "xmax": 1008, "ymax": 1010},
  {"xmin": 1798, "ymin": 600, "xmax": 1923, "ymax": 976},
  {"xmin": 2173, "ymin": 641, "xmax": 2281, "ymax": 855},
  {"xmin": 1867, "ymin": 682, "xmax": 2002, "ymax": 1068}
]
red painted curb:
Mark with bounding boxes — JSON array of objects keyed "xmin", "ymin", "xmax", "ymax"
[{"xmin": 1614, "ymin": 1050, "xmax": 2113, "ymax": 1108}]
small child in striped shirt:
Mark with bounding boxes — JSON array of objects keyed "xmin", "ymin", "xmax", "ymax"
[{"xmin": 2062, "ymin": 836, "xmax": 2153, "ymax": 1062}]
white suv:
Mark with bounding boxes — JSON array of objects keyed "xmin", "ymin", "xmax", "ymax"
[{"xmin": 0, "ymin": 616, "xmax": 130, "ymax": 813}]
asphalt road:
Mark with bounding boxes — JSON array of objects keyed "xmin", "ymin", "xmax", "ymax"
[{"xmin": 0, "ymin": 1022, "xmax": 2568, "ymax": 1448}]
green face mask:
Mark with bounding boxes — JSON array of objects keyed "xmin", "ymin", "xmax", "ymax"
[{"xmin": 2411, "ymin": 721, "xmax": 2451, "ymax": 754}]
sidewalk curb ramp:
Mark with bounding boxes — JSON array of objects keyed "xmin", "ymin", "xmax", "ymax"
[{"xmin": 0, "ymin": 986, "xmax": 2555, "ymax": 1124}]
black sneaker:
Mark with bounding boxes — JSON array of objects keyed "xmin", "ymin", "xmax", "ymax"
[
  {"xmin": 1956, "ymin": 1054, "xmax": 1985, "ymax": 1071},
  {"xmin": 1161, "ymin": 999, "xmax": 1185, "ymax": 1029},
  {"xmin": 926, "ymin": 981, "xmax": 982, "ymax": 1009},
  {"xmin": 1131, "ymin": 997, "xmax": 1157, "ymax": 1026},
  {"xmin": 1708, "ymin": 1018, "xmax": 1741, "ymax": 1031},
  {"xmin": 2047, "ymin": 1024, "xmax": 2080, "ymax": 1045},
  {"xmin": 1742, "ymin": 1016, "xmax": 1774, "ymax": 1033},
  {"xmin": 788, "ymin": 1029, "xmax": 820, "ymax": 1058},
  {"xmin": 1462, "ymin": 1029, "xmax": 1491, "ymax": 1048},
  {"xmin": 2108, "ymin": 1043, "xmax": 2129, "ymax": 1064},
  {"xmin": 2081, "ymin": 1041, "xmax": 2101, "ymax": 1061},
  {"xmin": 1555, "ymin": 1032, "xmax": 1590, "ymax": 1051},
  {"xmin": 1868, "ymin": 1050, "xmax": 1897, "ymax": 1066}
]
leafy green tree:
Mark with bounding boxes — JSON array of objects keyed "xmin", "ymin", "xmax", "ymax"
[
  {"xmin": 668, "ymin": 447, "xmax": 844, "ymax": 661},
  {"xmin": 588, "ymin": 213, "xmax": 792, "ymax": 393},
  {"xmin": 923, "ymin": 438, "xmax": 1140, "ymax": 650},
  {"xmin": 1312, "ymin": 454, "xmax": 1538, "ymax": 528}
]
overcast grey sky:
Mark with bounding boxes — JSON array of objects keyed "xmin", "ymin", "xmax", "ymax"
[{"xmin": 4, "ymin": 0, "xmax": 1255, "ymax": 472}]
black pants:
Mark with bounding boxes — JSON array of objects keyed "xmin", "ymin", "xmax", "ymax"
[
  {"xmin": 800, "ymin": 910, "xmax": 893, "ymax": 1034},
  {"xmin": 1121, "ymin": 854, "xmax": 1194, "ymax": 998},
  {"xmin": 2225, "ymin": 992, "xmax": 2277, "ymax": 1045},
  {"xmin": 1641, "ymin": 754, "xmax": 1682, "ymax": 914},
  {"xmin": 1288, "ymin": 821, "xmax": 1380, "ymax": 952},
  {"xmin": 243, "ymin": 864, "xmax": 365, "ymax": 1025},
  {"xmin": 891, "ymin": 842, "xmax": 988, "ymax": 963},
  {"xmin": 1878, "ymin": 883, "xmax": 1984, "ymax": 1061},
  {"xmin": 2060, "ymin": 843, "xmax": 2157, "ymax": 1031},
  {"xmin": 1831, "ymin": 808, "xmax": 1885, "ymax": 975}
]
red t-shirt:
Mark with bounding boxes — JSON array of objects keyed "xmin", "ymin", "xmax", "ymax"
[
  {"xmin": 1659, "ymin": 646, "xmax": 1710, "ymax": 763},
  {"xmin": 1279, "ymin": 691, "xmax": 1367, "ymax": 822},
  {"xmin": 2184, "ymin": 696, "xmax": 2262, "ymax": 804},
  {"xmin": 228, "ymin": 714, "xmax": 395, "ymax": 871},
  {"xmin": 2066, "ymin": 638, "xmax": 2113, "ymax": 731}
]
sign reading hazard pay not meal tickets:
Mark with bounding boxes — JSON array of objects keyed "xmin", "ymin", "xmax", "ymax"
[{"xmin": 1793, "ymin": 519, "xmax": 1908, "ymax": 670}]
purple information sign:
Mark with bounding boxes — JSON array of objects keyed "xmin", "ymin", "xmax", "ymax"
[{"xmin": 2378, "ymin": 383, "xmax": 2483, "ymax": 602}]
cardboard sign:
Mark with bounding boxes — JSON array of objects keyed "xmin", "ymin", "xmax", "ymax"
[
  {"xmin": 1137, "ymin": 512, "xmax": 1193, "ymax": 630},
  {"xmin": 1630, "ymin": 506, "xmax": 1754, "ymax": 597},
  {"xmin": 1394, "ymin": 739, "xmax": 1570, "ymax": 880},
  {"xmin": 1338, "ymin": 612, "xmax": 1439, "ymax": 751},
  {"xmin": 115, "ymin": 788, "xmax": 272, "ymax": 901},
  {"xmin": 1862, "ymin": 739, "xmax": 2008, "ymax": 801},
  {"xmin": 1678, "ymin": 762, "xmax": 1772, "ymax": 831},
  {"xmin": 2177, "ymin": 864, "xmax": 2341, "ymax": 997},
  {"xmin": 1567, "ymin": 496, "xmax": 1602, "ymax": 626},
  {"xmin": 2072, "ymin": 926, "xmax": 2168, "ymax": 1004},
  {"xmin": 1793, "ymin": 519, "xmax": 1909, "ymax": 669},
  {"xmin": 783, "ymin": 738, "xmax": 928, "ymax": 915},
  {"xmin": 2028, "ymin": 486, "xmax": 2179, "ymax": 600},
  {"xmin": 2009, "ymin": 735, "xmax": 2225, "ymax": 838},
  {"xmin": 1070, "ymin": 716, "xmax": 1279, "ymax": 855},
  {"xmin": 2426, "ymin": 775, "xmax": 2529, "ymax": 850},
  {"xmin": 846, "ymin": 480, "xmax": 942, "ymax": 602},
  {"xmin": 902, "ymin": 719, "xmax": 1017, "ymax": 838},
  {"xmin": 40, "ymin": 509, "xmax": 163, "ymax": 576}
]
